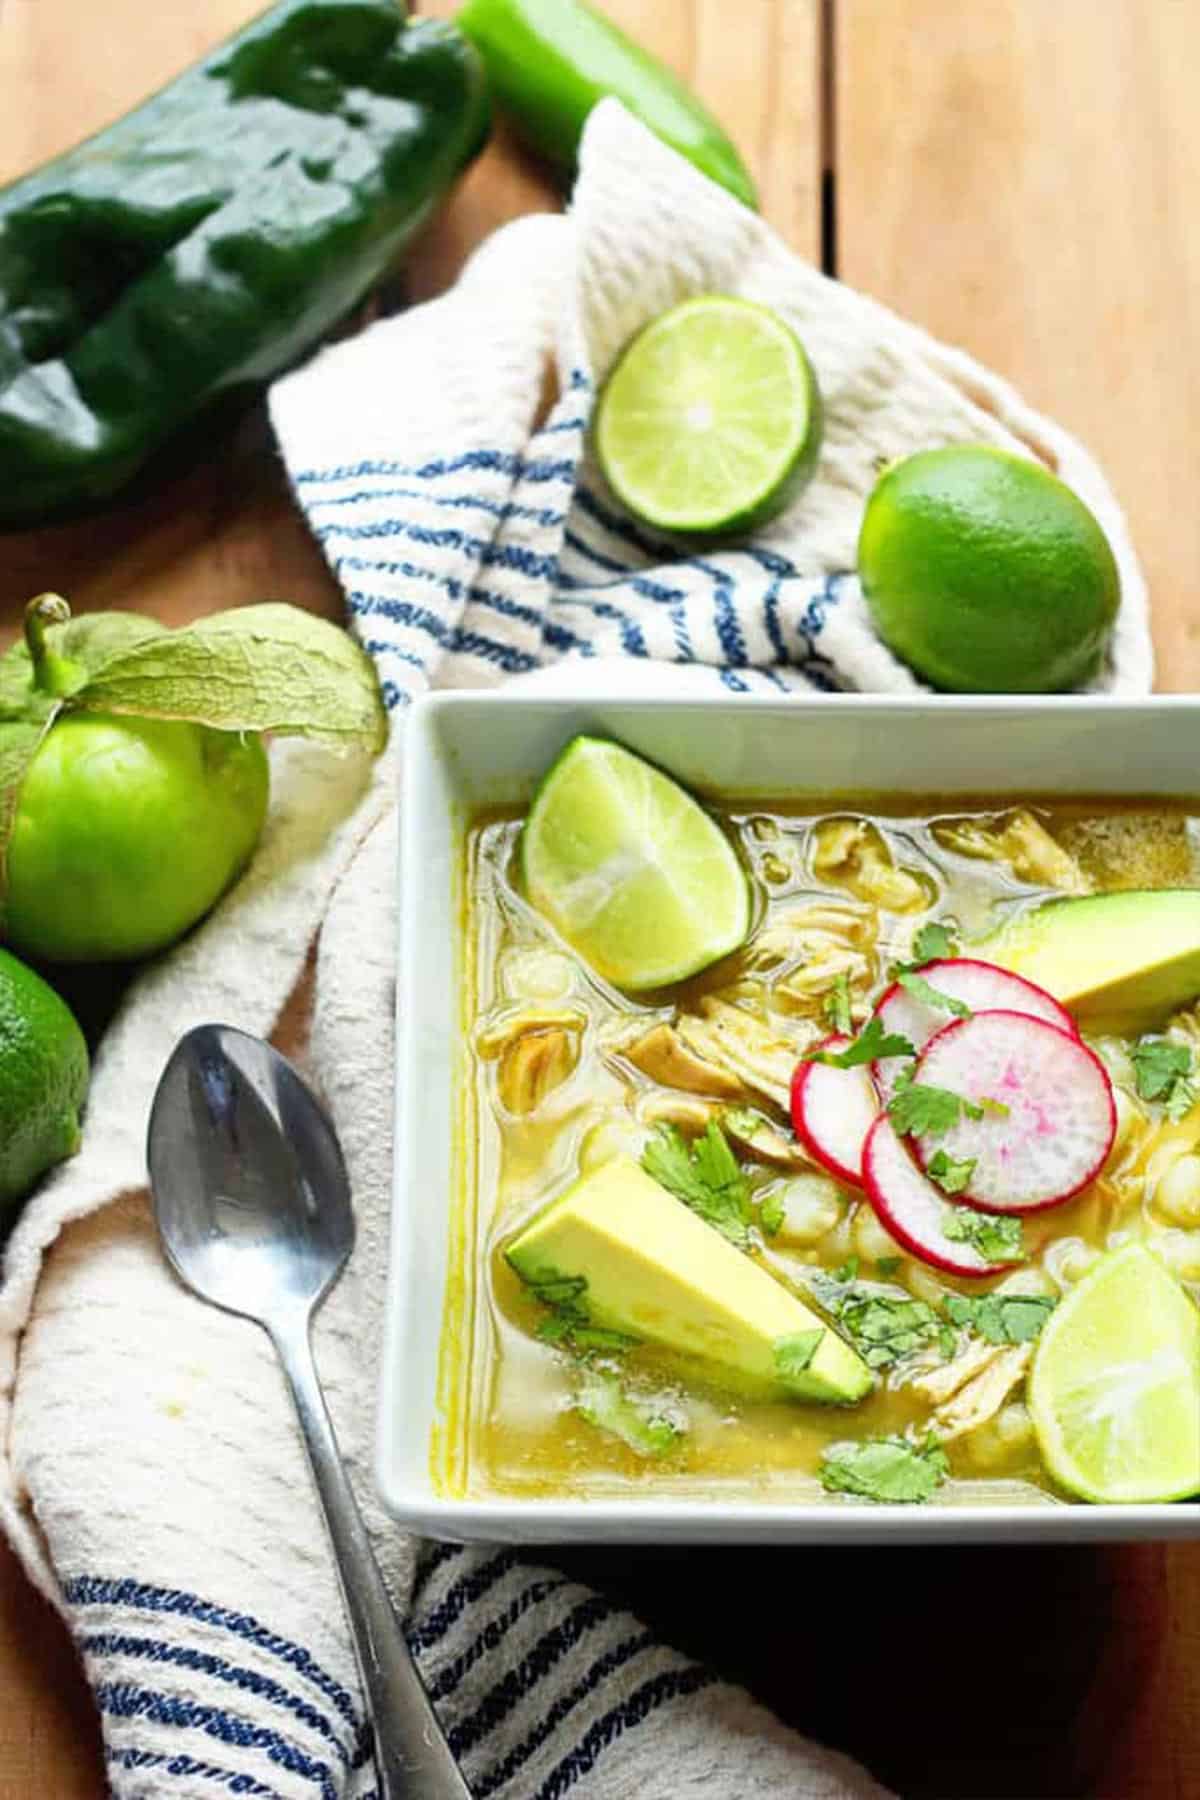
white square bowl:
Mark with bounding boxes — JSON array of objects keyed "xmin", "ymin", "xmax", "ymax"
[{"xmin": 377, "ymin": 689, "xmax": 1200, "ymax": 1544}]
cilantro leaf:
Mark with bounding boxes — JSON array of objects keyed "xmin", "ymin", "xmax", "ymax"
[
  {"xmin": 888, "ymin": 1081, "xmax": 983, "ymax": 1138},
  {"xmin": 523, "ymin": 1269, "xmax": 639, "ymax": 1354},
  {"xmin": 833, "ymin": 1255, "xmax": 860, "ymax": 1283},
  {"xmin": 896, "ymin": 971, "xmax": 971, "ymax": 1018},
  {"xmin": 834, "ymin": 1290, "xmax": 945, "ymax": 1370},
  {"xmin": 912, "ymin": 921, "xmax": 958, "ymax": 964},
  {"xmin": 574, "ymin": 1369, "xmax": 685, "ymax": 1457},
  {"xmin": 774, "ymin": 1330, "xmax": 827, "ymax": 1384},
  {"xmin": 820, "ymin": 1434, "xmax": 949, "ymax": 1503},
  {"xmin": 875, "ymin": 1255, "xmax": 903, "ymax": 1277},
  {"xmin": 978, "ymin": 1096, "xmax": 1011, "ymax": 1119},
  {"xmin": 722, "ymin": 1104, "xmax": 763, "ymax": 1141},
  {"xmin": 759, "ymin": 1191, "xmax": 786, "ymax": 1237},
  {"xmin": 890, "ymin": 921, "xmax": 959, "ymax": 975},
  {"xmin": 943, "ymin": 1292, "xmax": 1056, "ymax": 1345},
  {"xmin": 806, "ymin": 1014, "xmax": 916, "ymax": 1071},
  {"xmin": 926, "ymin": 1149, "xmax": 977, "ymax": 1195},
  {"xmin": 642, "ymin": 1120, "xmax": 753, "ymax": 1248},
  {"xmin": 823, "ymin": 971, "xmax": 853, "ymax": 1036},
  {"xmin": 941, "ymin": 1205, "xmax": 1024, "ymax": 1264},
  {"xmin": 1131, "ymin": 1037, "xmax": 1195, "ymax": 1119}
]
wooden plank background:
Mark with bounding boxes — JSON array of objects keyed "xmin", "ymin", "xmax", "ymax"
[{"xmin": 0, "ymin": 2, "xmax": 1198, "ymax": 1795}]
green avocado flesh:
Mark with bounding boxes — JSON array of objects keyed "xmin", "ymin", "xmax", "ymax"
[
  {"xmin": 506, "ymin": 1156, "xmax": 872, "ymax": 1404},
  {"xmin": 985, "ymin": 889, "xmax": 1200, "ymax": 1028}
]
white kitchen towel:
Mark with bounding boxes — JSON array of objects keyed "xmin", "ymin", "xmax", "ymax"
[{"xmin": 0, "ymin": 102, "xmax": 1150, "ymax": 1800}]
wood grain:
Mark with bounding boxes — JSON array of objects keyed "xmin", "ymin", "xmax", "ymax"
[{"xmin": 836, "ymin": 0, "xmax": 1200, "ymax": 692}]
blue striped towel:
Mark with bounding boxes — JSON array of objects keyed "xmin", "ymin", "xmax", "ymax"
[{"xmin": 0, "ymin": 102, "xmax": 1151, "ymax": 1800}]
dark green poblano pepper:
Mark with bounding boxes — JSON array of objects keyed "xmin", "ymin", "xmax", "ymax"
[{"xmin": 0, "ymin": 0, "xmax": 489, "ymax": 527}]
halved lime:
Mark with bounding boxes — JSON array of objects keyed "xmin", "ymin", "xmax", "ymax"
[
  {"xmin": 594, "ymin": 295, "xmax": 822, "ymax": 538},
  {"xmin": 1029, "ymin": 1244, "xmax": 1200, "ymax": 1504},
  {"xmin": 520, "ymin": 737, "xmax": 750, "ymax": 991}
]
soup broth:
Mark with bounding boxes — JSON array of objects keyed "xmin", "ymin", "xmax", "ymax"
[{"xmin": 439, "ymin": 795, "xmax": 1200, "ymax": 1505}]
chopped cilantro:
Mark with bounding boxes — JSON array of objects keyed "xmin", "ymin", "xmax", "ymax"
[
  {"xmin": 888, "ymin": 1080, "xmax": 984, "ymax": 1138},
  {"xmin": 759, "ymin": 1190, "xmax": 786, "ymax": 1237},
  {"xmin": 833, "ymin": 1290, "xmax": 945, "ymax": 1370},
  {"xmin": 890, "ymin": 921, "xmax": 959, "ymax": 975},
  {"xmin": 896, "ymin": 971, "xmax": 971, "ymax": 1018},
  {"xmin": 1131, "ymin": 1037, "xmax": 1196, "ymax": 1120},
  {"xmin": 722, "ymin": 1104, "xmax": 764, "ymax": 1141},
  {"xmin": 524, "ymin": 1269, "xmax": 639, "ymax": 1354},
  {"xmin": 808, "ymin": 1264, "xmax": 944, "ymax": 1370},
  {"xmin": 941, "ymin": 1205, "xmax": 1024, "ymax": 1264},
  {"xmin": 820, "ymin": 1433, "xmax": 949, "ymax": 1503},
  {"xmin": 806, "ymin": 1014, "xmax": 916, "ymax": 1071},
  {"xmin": 943, "ymin": 1292, "xmax": 1056, "ymax": 1345},
  {"xmin": 911, "ymin": 921, "xmax": 958, "ymax": 964},
  {"xmin": 823, "ymin": 971, "xmax": 854, "ymax": 1036},
  {"xmin": 642, "ymin": 1120, "xmax": 753, "ymax": 1248},
  {"xmin": 774, "ymin": 1330, "xmax": 826, "ymax": 1382},
  {"xmin": 978, "ymin": 1096, "xmax": 1011, "ymax": 1119},
  {"xmin": 926, "ymin": 1149, "xmax": 977, "ymax": 1196},
  {"xmin": 875, "ymin": 1255, "xmax": 903, "ymax": 1277},
  {"xmin": 574, "ymin": 1369, "xmax": 685, "ymax": 1457}
]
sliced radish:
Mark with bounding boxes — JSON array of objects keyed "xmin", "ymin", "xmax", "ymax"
[
  {"xmin": 862, "ymin": 1116, "xmax": 1021, "ymax": 1278},
  {"xmin": 912, "ymin": 1010, "xmax": 1116, "ymax": 1214},
  {"xmin": 871, "ymin": 958, "xmax": 1077, "ymax": 1104},
  {"xmin": 790, "ymin": 1034, "xmax": 879, "ymax": 1189}
]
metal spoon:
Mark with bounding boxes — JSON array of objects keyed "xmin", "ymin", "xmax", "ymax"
[{"xmin": 147, "ymin": 1022, "xmax": 470, "ymax": 1800}]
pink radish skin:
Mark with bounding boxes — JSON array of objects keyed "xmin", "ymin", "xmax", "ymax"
[
  {"xmin": 862, "ymin": 1116, "xmax": 1021, "ymax": 1278},
  {"xmin": 870, "ymin": 958, "xmax": 1077, "ymax": 1105},
  {"xmin": 790, "ymin": 1034, "xmax": 879, "ymax": 1189},
  {"xmin": 913, "ymin": 1010, "xmax": 1116, "ymax": 1215}
]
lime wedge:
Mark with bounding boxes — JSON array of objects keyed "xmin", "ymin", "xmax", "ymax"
[
  {"xmin": 520, "ymin": 737, "xmax": 750, "ymax": 991},
  {"xmin": 1029, "ymin": 1244, "xmax": 1200, "ymax": 1504},
  {"xmin": 594, "ymin": 295, "xmax": 822, "ymax": 538}
]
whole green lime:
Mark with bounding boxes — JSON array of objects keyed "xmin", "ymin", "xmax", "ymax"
[
  {"xmin": 0, "ymin": 948, "xmax": 88, "ymax": 1211},
  {"xmin": 5, "ymin": 715, "xmax": 269, "ymax": 963},
  {"xmin": 858, "ymin": 445, "xmax": 1121, "ymax": 692}
]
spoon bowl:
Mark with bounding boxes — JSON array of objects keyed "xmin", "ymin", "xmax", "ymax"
[{"xmin": 149, "ymin": 1022, "xmax": 352, "ymax": 1325}]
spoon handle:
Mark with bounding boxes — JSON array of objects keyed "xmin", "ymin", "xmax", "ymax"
[{"xmin": 274, "ymin": 1317, "xmax": 472, "ymax": 1800}]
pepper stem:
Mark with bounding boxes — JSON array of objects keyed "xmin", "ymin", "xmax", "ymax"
[{"xmin": 24, "ymin": 594, "xmax": 82, "ymax": 697}]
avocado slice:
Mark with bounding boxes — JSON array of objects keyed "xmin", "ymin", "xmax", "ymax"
[
  {"xmin": 984, "ymin": 889, "xmax": 1200, "ymax": 1029},
  {"xmin": 506, "ymin": 1156, "xmax": 872, "ymax": 1404}
]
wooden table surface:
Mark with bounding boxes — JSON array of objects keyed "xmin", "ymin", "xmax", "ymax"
[{"xmin": 2, "ymin": 2, "xmax": 1199, "ymax": 1795}]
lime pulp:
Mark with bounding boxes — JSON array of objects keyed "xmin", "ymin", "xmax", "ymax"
[
  {"xmin": 594, "ymin": 295, "xmax": 822, "ymax": 538},
  {"xmin": 1029, "ymin": 1243, "xmax": 1200, "ymax": 1504},
  {"xmin": 520, "ymin": 736, "xmax": 751, "ymax": 991}
]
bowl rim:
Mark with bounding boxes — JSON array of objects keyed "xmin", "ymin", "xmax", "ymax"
[{"xmin": 377, "ymin": 685, "xmax": 1200, "ymax": 1544}]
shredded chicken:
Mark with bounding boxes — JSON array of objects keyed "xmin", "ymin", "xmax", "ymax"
[
  {"xmin": 811, "ymin": 818, "xmax": 932, "ymax": 914},
  {"xmin": 619, "ymin": 1022, "xmax": 745, "ymax": 1100},
  {"xmin": 678, "ymin": 997, "xmax": 811, "ymax": 1111},
  {"xmin": 909, "ymin": 1337, "xmax": 998, "ymax": 1405},
  {"xmin": 607, "ymin": 998, "xmax": 810, "ymax": 1115},
  {"xmin": 933, "ymin": 810, "xmax": 1089, "ymax": 894},
  {"xmin": 913, "ymin": 1342, "xmax": 1032, "ymax": 1442},
  {"xmin": 740, "ymin": 898, "xmax": 878, "ymax": 1020}
]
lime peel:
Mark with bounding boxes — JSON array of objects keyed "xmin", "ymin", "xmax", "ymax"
[
  {"xmin": 1029, "ymin": 1243, "xmax": 1200, "ymax": 1504},
  {"xmin": 594, "ymin": 295, "xmax": 822, "ymax": 538},
  {"xmin": 521, "ymin": 736, "xmax": 750, "ymax": 991}
]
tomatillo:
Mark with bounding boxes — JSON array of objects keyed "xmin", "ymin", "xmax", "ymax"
[
  {"xmin": 3, "ymin": 597, "xmax": 269, "ymax": 963},
  {"xmin": 5, "ymin": 714, "xmax": 268, "ymax": 963}
]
